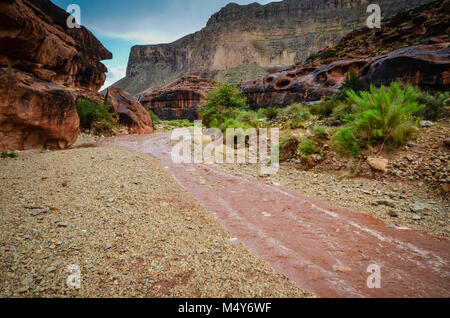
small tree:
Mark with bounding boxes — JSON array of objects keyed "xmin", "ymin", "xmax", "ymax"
[{"xmin": 201, "ymin": 83, "xmax": 247, "ymax": 128}]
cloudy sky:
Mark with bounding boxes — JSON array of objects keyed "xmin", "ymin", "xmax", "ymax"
[{"xmin": 51, "ymin": 0, "xmax": 274, "ymax": 90}]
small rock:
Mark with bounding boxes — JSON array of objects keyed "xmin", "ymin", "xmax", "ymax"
[
  {"xmin": 420, "ymin": 121, "xmax": 434, "ymax": 128},
  {"xmin": 410, "ymin": 203, "xmax": 429, "ymax": 213},
  {"xmin": 412, "ymin": 215, "xmax": 422, "ymax": 221},
  {"xmin": 334, "ymin": 265, "xmax": 352, "ymax": 272},
  {"xmin": 375, "ymin": 199, "xmax": 395, "ymax": 207},
  {"xmin": 367, "ymin": 157, "xmax": 388, "ymax": 173},
  {"xmin": 441, "ymin": 183, "xmax": 450, "ymax": 193},
  {"xmin": 444, "ymin": 138, "xmax": 450, "ymax": 147},
  {"xmin": 407, "ymin": 141, "xmax": 416, "ymax": 147},
  {"xmin": 45, "ymin": 266, "xmax": 56, "ymax": 273},
  {"xmin": 387, "ymin": 210, "xmax": 398, "ymax": 217},
  {"xmin": 57, "ymin": 222, "xmax": 68, "ymax": 228},
  {"xmin": 61, "ymin": 181, "xmax": 68, "ymax": 187},
  {"xmin": 104, "ymin": 243, "xmax": 112, "ymax": 250}
]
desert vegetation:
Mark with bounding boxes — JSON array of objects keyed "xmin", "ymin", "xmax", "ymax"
[
  {"xmin": 76, "ymin": 98, "xmax": 119, "ymax": 136},
  {"xmin": 199, "ymin": 76, "xmax": 448, "ymax": 166}
]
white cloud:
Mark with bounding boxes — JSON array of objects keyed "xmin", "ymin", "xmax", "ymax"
[
  {"xmin": 93, "ymin": 27, "xmax": 173, "ymax": 45},
  {"xmin": 100, "ymin": 65, "xmax": 126, "ymax": 91}
]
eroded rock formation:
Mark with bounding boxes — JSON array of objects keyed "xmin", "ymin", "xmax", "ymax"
[
  {"xmin": 0, "ymin": 0, "xmax": 112, "ymax": 150},
  {"xmin": 0, "ymin": 68, "xmax": 79, "ymax": 150},
  {"xmin": 139, "ymin": 75, "xmax": 217, "ymax": 121},
  {"xmin": 105, "ymin": 86, "xmax": 153, "ymax": 135},
  {"xmin": 242, "ymin": 0, "xmax": 450, "ymax": 108},
  {"xmin": 242, "ymin": 44, "xmax": 450, "ymax": 108},
  {"xmin": 115, "ymin": 0, "xmax": 434, "ymax": 95}
]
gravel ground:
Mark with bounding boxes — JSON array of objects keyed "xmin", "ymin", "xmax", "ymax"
[
  {"xmin": 221, "ymin": 162, "xmax": 449, "ymax": 238},
  {"xmin": 0, "ymin": 147, "xmax": 312, "ymax": 298}
]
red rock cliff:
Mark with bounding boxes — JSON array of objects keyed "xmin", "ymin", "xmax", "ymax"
[{"xmin": 0, "ymin": 0, "xmax": 112, "ymax": 150}]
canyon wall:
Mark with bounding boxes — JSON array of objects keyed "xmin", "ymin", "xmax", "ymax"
[
  {"xmin": 116, "ymin": 0, "xmax": 435, "ymax": 95},
  {"xmin": 0, "ymin": 0, "xmax": 112, "ymax": 150}
]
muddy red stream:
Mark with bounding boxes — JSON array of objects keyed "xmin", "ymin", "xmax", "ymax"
[{"xmin": 99, "ymin": 133, "xmax": 449, "ymax": 298}]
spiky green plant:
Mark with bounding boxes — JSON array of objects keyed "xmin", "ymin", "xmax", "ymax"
[{"xmin": 332, "ymin": 82, "xmax": 424, "ymax": 155}]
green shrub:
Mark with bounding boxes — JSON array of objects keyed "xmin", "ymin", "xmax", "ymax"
[
  {"xmin": 332, "ymin": 82, "xmax": 424, "ymax": 156},
  {"xmin": 322, "ymin": 50, "xmax": 339, "ymax": 59},
  {"xmin": 311, "ymin": 72, "xmax": 363, "ymax": 119},
  {"xmin": 331, "ymin": 101, "xmax": 356, "ymax": 122},
  {"xmin": 333, "ymin": 71, "xmax": 363, "ymax": 102},
  {"xmin": 396, "ymin": 82, "xmax": 449, "ymax": 120},
  {"xmin": 219, "ymin": 118, "xmax": 251, "ymax": 131},
  {"xmin": 305, "ymin": 53, "xmax": 317, "ymax": 63},
  {"xmin": 312, "ymin": 124, "xmax": 329, "ymax": 139},
  {"xmin": 76, "ymin": 98, "xmax": 118, "ymax": 135},
  {"xmin": 1, "ymin": 150, "xmax": 19, "ymax": 158},
  {"xmin": 147, "ymin": 110, "xmax": 161, "ymax": 124},
  {"xmin": 236, "ymin": 110, "xmax": 261, "ymax": 127},
  {"xmin": 201, "ymin": 82, "xmax": 247, "ymax": 128},
  {"xmin": 262, "ymin": 107, "xmax": 280, "ymax": 120},
  {"xmin": 298, "ymin": 137, "xmax": 322, "ymax": 155},
  {"xmin": 162, "ymin": 119, "xmax": 194, "ymax": 128},
  {"xmin": 332, "ymin": 128, "xmax": 360, "ymax": 156}
]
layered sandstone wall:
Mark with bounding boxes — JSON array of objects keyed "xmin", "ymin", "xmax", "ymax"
[{"xmin": 116, "ymin": 0, "xmax": 435, "ymax": 95}]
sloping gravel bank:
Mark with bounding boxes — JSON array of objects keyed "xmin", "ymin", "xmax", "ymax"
[{"xmin": 0, "ymin": 147, "xmax": 311, "ymax": 298}]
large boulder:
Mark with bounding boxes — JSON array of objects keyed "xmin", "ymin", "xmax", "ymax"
[
  {"xmin": 0, "ymin": 68, "xmax": 79, "ymax": 150},
  {"xmin": 0, "ymin": 0, "xmax": 112, "ymax": 150},
  {"xmin": 139, "ymin": 75, "xmax": 217, "ymax": 121},
  {"xmin": 105, "ymin": 86, "xmax": 153, "ymax": 135},
  {"xmin": 362, "ymin": 44, "xmax": 449, "ymax": 88}
]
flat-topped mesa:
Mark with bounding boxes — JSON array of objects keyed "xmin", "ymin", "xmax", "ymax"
[
  {"xmin": 116, "ymin": 0, "xmax": 435, "ymax": 96},
  {"xmin": 139, "ymin": 75, "xmax": 217, "ymax": 121},
  {"xmin": 0, "ymin": 0, "xmax": 112, "ymax": 150}
]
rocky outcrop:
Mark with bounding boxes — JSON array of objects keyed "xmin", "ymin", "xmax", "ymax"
[
  {"xmin": 105, "ymin": 86, "xmax": 153, "ymax": 135},
  {"xmin": 242, "ymin": 59, "xmax": 368, "ymax": 107},
  {"xmin": 242, "ymin": 0, "xmax": 450, "ymax": 108},
  {"xmin": 116, "ymin": 0, "xmax": 434, "ymax": 95},
  {"xmin": 139, "ymin": 75, "xmax": 217, "ymax": 121},
  {"xmin": 0, "ymin": 68, "xmax": 79, "ymax": 150},
  {"xmin": 242, "ymin": 44, "xmax": 449, "ymax": 108},
  {"xmin": 0, "ymin": 0, "xmax": 112, "ymax": 150}
]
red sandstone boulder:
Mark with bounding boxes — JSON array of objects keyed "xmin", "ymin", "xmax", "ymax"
[
  {"xmin": 0, "ymin": 0, "xmax": 112, "ymax": 150},
  {"xmin": 0, "ymin": 68, "xmax": 79, "ymax": 150},
  {"xmin": 0, "ymin": 0, "xmax": 112, "ymax": 92},
  {"xmin": 105, "ymin": 86, "xmax": 153, "ymax": 135},
  {"xmin": 139, "ymin": 75, "xmax": 217, "ymax": 121}
]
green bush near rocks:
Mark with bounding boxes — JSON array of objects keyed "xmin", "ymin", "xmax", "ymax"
[
  {"xmin": 1, "ymin": 150, "xmax": 19, "ymax": 158},
  {"xmin": 76, "ymin": 98, "xmax": 118, "ymax": 135},
  {"xmin": 201, "ymin": 82, "xmax": 248, "ymax": 130},
  {"xmin": 331, "ymin": 82, "xmax": 424, "ymax": 156}
]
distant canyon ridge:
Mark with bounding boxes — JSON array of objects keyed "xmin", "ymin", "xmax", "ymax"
[{"xmin": 114, "ymin": 0, "xmax": 435, "ymax": 96}]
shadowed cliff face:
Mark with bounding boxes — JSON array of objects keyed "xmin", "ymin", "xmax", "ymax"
[{"xmin": 116, "ymin": 0, "xmax": 435, "ymax": 95}]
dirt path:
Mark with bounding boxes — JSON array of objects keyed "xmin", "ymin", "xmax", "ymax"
[{"xmin": 99, "ymin": 132, "xmax": 450, "ymax": 298}]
